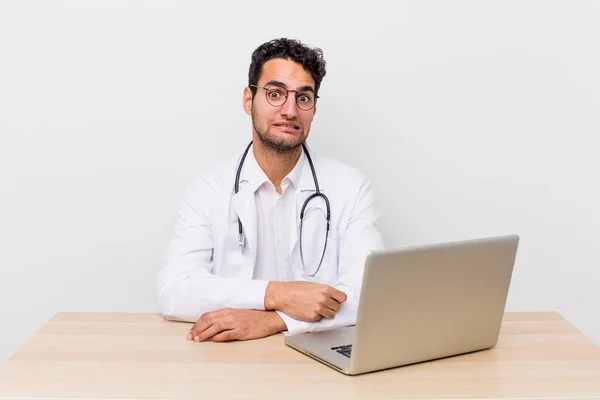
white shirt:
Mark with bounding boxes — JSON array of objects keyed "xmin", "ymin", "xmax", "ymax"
[{"xmin": 251, "ymin": 149, "xmax": 305, "ymax": 282}]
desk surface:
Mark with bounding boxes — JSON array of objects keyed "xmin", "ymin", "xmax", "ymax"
[{"xmin": 0, "ymin": 312, "xmax": 599, "ymax": 400}]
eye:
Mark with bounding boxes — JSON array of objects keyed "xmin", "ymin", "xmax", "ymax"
[
  {"xmin": 298, "ymin": 93, "xmax": 313, "ymax": 103},
  {"xmin": 267, "ymin": 88, "xmax": 285, "ymax": 99}
]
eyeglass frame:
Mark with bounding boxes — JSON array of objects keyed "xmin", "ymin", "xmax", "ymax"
[{"xmin": 250, "ymin": 84, "xmax": 319, "ymax": 111}]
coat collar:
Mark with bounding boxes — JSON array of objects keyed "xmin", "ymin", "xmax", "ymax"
[{"xmin": 237, "ymin": 142, "xmax": 324, "ymax": 194}]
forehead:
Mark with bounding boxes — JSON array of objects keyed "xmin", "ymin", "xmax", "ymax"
[{"xmin": 258, "ymin": 58, "xmax": 315, "ymax": 89}]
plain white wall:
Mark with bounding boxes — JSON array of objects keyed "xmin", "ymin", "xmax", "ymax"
[{"xmin": 1, "ymin": 0, "xmax": 599, "ymax": 361}]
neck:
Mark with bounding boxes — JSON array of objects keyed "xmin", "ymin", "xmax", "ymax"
[{"xmin": 252, "ymin": 135, "xmax": 302, "ymax": 194}]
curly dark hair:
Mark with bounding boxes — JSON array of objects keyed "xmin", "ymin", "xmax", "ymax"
[{"xmin": 248, "ymin": 38, "xmax": 327, "ymax": 98}]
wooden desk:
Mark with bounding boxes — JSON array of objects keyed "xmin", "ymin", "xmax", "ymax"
[{"xmin": 0, "ymin": 312, "xmax": 599, "ymax": 400}]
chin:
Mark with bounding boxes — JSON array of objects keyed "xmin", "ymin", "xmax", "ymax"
[
  {"xmin": 266, "ymin": 132, "xmax": 304, "ymax": 146},
  {"xmin": 265, "ymin": 138, "xmax": 303, "ymax": 152}
]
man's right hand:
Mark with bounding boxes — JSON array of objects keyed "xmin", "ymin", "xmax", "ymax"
[{"xmin": 264, "ymin": 281, "xmax": 348, "ymax": 322}]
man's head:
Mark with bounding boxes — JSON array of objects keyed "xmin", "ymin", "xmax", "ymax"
[{"xmin": 243, "ymin": 38, "xmax": 327, "ymax": 153}]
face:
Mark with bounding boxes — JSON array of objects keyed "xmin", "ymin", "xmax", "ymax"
[{"xmin": 244, "ymin": 58, "xmax": 317, "ymax": 153}]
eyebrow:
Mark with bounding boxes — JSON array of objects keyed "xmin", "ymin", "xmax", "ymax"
[{"xmin": 264, "ymin": 80, "xmax": 315, "ymax": 93}]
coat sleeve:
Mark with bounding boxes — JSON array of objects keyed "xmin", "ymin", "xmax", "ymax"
[
  {"xmin": 275, "ymin": 177, "xmax": 385, "ymax": 335},
  {"xmin": 157, "ymin": 176, "xmax": 269, "ymax": 322}
]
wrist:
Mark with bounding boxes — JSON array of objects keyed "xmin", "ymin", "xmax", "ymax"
[
  {"xmin": 264, "ymin": 281, "xmax": 283, "ymax": 310},
  {"xmin": 269, "ymin": 311, "xmax": 287, "ymax": 333}
]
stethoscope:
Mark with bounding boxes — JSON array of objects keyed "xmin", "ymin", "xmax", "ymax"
[{"xmin": 234, "ymin": 141, "xmax": 331, "ymax": 277}]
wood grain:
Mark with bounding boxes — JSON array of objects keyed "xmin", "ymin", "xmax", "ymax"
[{"xmin": 0, "ymin": 311, "xmax": 599, "ymax": 400}]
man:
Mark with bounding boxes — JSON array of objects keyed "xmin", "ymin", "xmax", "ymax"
[{"xmin": 157, "ymin": 38, "xmax": 384, "ymax": 342}]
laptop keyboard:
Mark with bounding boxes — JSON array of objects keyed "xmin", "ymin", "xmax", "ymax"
[{"xmin": 330, "ymin": 344, "xmax": 352, "ymax": 358}]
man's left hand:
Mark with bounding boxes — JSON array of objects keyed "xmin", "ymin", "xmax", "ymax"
[{"xmin": 187, "ymin": 308, "xmax": 287, "ymax": 342}]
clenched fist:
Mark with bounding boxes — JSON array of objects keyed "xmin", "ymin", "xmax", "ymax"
[{"xmin": 264, "ymin": 281, "xmax": 347, "ymax": 322}]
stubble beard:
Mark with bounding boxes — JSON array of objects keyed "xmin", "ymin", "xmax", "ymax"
[{"xmin": 252, "ymin": 108, "xmax": 308, "ymax": 154}]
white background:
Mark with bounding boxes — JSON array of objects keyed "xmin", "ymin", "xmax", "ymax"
[{"xmin": 1, "ymin": 0, "xmax": 599, "ymax": 361}]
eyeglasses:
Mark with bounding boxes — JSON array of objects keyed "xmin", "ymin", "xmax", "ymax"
[{"xmin": 250, "ymin": 85, "xmax": 318, "ymax": 111}]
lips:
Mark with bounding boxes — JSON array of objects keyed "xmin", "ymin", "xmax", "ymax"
[{"xmin": 273, "ymin": 122, "xmax": 301, "ymax": 132}]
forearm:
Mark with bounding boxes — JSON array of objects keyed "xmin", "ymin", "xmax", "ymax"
[
  {"xmin": 264, "ymin": 281, "xmax": 284, "ymax": 311},
  {"xmin": 157, "ymin": 267, "xmax": 270, "ymax": 322},
  {"xmin": 264, "ymin": 280, "xmax": 359, "ymax": 334}
]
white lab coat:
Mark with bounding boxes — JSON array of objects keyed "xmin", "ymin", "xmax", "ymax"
[{"xmin": 157, "ymin": 144, "xmax": 384, "ymax": 335}]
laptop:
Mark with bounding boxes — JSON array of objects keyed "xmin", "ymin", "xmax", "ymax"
[{"xmin": 285, "ymin": 235, "xmax": 520, "ymax": 375}]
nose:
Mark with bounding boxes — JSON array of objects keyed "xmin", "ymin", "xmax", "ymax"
[{"xmin": 280, "ymin": 92, "xmax": 299, "ymax": 119}]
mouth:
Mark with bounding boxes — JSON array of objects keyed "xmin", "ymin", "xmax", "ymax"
[{"xmin": 273, "ymin": 122, "xmax": 301, "ymax": 132}]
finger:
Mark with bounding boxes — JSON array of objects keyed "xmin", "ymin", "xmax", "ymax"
[
  {"xmin": 318, "ymin": 306, "xmax": 336, "ymax": 319},
  {"xmin": 189, "ymin": 320, "xmax": 210, "ymax": 340},
  {"xmin": 327, "ymin": 287, "xmax": 348, "ymax": 304},
  {"xmin": 324, "ymin": 297, "xmax": 342, "ymax": 313},
  {"xmin": 308, "ymin": 312, "xmax": 323, "ymax": 322},
  {"xmin": 210, "ymin": 329, "xmax": 237, "ymax": 342},
  {"xmin": 189, "ymin": 313, "xmax": 217, "ymax": 340},
  {"xmin": 196, "ymin": 322, "xmax": 229, "ymax": 342}
]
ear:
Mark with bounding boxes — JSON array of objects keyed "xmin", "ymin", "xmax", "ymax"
[{"xmin": 243, "ymin": 87, "xmax": 253, "ymax": 116}]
